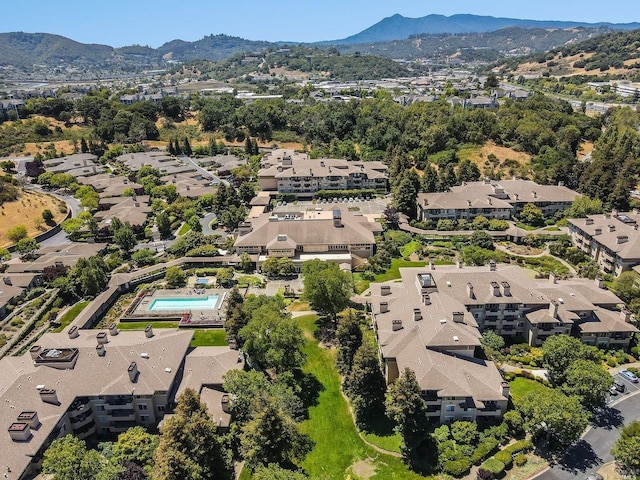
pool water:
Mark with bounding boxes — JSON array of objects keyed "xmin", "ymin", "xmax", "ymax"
[{"xmin": 148, "ymin": 295, "xmax": 220, "ymax": 311}]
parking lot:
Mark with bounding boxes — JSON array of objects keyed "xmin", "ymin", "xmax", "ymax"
[
  {"xmin": 607, "ymin": 371, "xmax": 640, "ymax": 403},
  {"xmin": 272, "ymin": 197, "xmax": 391, "ymax": 216}
]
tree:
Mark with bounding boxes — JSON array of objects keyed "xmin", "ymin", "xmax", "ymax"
[
  {"xmin": 43, "ymin": 435, "xmax": 123, "ymax": 480},
  {"xmin": 187, "ymin": 214, "xmax": 202, "ymax": 233},
  {"xmin": 386, "ymin": 368, "xmax": 428, "ymax": 463},
  {"xmin": 383, "ymin": 205, "xmax": 401, "ymax": 229},
  {"xmin": 612, "ymin": 271, "xmax": 640, "ymax": 304},
  {"xmin": 566, "ymin": 196, "xmax": 603, "ymax": 218},
  {"xmin": 519, "ymin": 203, "xmax": 545, "ymax": 227},
  {"xmin": 612, "ymin": 421, "xmax": 640, "ymax": 475},
  {"xmin": 240, "ymin": 397, "xmax": 313, "ymax": 469},
  {"xmin": 239, "ymin": 252, "xmax": 253, "ymax": 273},
  {"xmin": 302, "ymin": 259, "xmax": 353, "ymax": 320},
  {"xmin": 156, "ymin": 210, "xmax": 172, "ymax": 238},
  {"xmin": 253, "ymin": 464, "xmax": 308, "ymax": 480},
  {"xmin": 517, "ymin": 388, "xmax": 589, "ymax": 446},
  {"xmin": 240, "ymin": 305, "xmax": 305, "ymax": 373},
  {"xmin": 0, "ymin": 247, "xmax": 9, "ymax": 266},
  {"xmin": 394, "ymin": 174, "xmax": 418, "ymax": 219},
  {"xmin": 469, "ymin": 230, "xmax": 494, "ymax": 250},
  {"xmin": 344, "ymin": 342, "xmax": 386, "ymax": 428},
  {"xmin": 472, "ymin": 215, "xmax": 490, "ymax": 230},
  {"xmin": 15, "ymin": 237, "xmax": 38, "ymax": 259},
  {"xmin": 153, "ymin": 389, "xmax": 232, "ymax": 480},
  {"xmin": 131, "ymin": 248, "xmax": 157, "ymax": 267},
  {"xmin": 224, "ymin": 287, "xmax": 248, "ymax": 345},
  {"xmin": 216, "ymin": 267, "xmax": 235, "ymax": 287},
  {"xmin": 113, "ymin": 426, "xmax": 158, "ymax": 472},
  {"xmin": 42, "ymin": 209, "xmax": 54, "ymax": 223},
  {"xmin": 542, "ymin": 334, "xmax": 597, "ymax": 384},
  {"xmin": 481, "ymin": 330, "xmax": 505, "ymax": 354},
  {"xmin": 562, "ymin": 359, "xmax": 613, "ymax": 410},
  {"xmin": 7, "ymin": 224, "xmax": 27, "ymax": 243},
  {"xmin": 165, "ymin": 266, "xmax": 186, "ymax": 288},
  {"xmin": 335, "ymin": 309, "xmax": 363, "ymax": 375},
  {"xmin": 113, "ymin": 221, "xmax": 137, "ymax": 255}
]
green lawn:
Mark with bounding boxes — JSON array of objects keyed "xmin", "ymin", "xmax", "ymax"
[
  {"xmin": 296, "ymin": 314, "xmax": 427, "ymax": 480},
  {"xmin": 514, "ymin": 222, "xmax": 538, "ymax": 231},
  {"xmin": 177, "ymin": 223, "xmax": 191, "ymax": 235},
  {"xmin": 400, "ymin": 240, "xmax": 422, "ymax": 258},
  {"xmin": 190, "ymin": 329, "xmax": 228, "ymax": 347},
  {"xmin": 509, "ymin": 377, "xmax": 548, "ymax": 406},
  {"xmin": 374, "ymin": 259, "xmax": 426, "ymax": 283},
  {"xmin": 53, "ymin": 301, "xmax": 89, "ymax": 332},
  {"xmin": 117, "ymin": 321, "xmax": 179, "ymax": 330}
]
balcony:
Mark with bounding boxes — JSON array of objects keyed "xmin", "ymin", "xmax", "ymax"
[
  {"xmin": 105, "ymin": 396, "xmax": 133, "ymax": 406},
  {"xmin": 109, "ymin": 409, "xmax": 135, "ymax": 418}
]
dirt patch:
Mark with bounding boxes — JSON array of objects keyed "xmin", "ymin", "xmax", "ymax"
[
  {"xmin": 350, "ymin": 459, "xmax": 377, "ymax": 479},
  {"xmin": 578, "ymin": 141, "xmax": 594, "ymax": 160},
  {"xmin": 459, "ymin": 141, "xmax": 531, "ymax": 178},
  {"xmin": 597, "ymin": 461, "xmax": 624, "ymax": 480},
  {"xmin": 0, "ymin": 190, "xmax": 67, "ymax": 247}
]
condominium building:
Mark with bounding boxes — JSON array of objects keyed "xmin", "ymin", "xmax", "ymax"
[
  {"xmin": 568, "ymin": 212, "xmax": 640, "ymax": 277},
  {"xmin": 258, "ymin": 149, "xmax": 388, "ymax": 196},
  {"xmin": 417, "ymin": 179, "xmax": 579, "ymax": 222}
]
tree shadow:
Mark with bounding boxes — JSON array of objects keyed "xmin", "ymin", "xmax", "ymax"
[
  {"xmin": 554, "ymin": 440, "xmax": 602, "ymax": 473},
  {"xmin": 407, "ymin": 435, "xmax": 439, "ymax": 476},
  {"xmin": 361, "ymin": 412, "xmax": 396, "ymax": 438},
  {"xmin": 312, "ymin": 315, "xmax": 336, "ymax": 344},
  {"xmin": 591, "ymin": 406, "xmax": 624, "ymax": 430},
  {"xmin": 292, "ymin": 369, "xmax": 324, "ymax": 412}
]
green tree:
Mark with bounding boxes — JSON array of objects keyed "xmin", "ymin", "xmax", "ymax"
[
  {"xmin": 7, "ymin": 224, "xmax": 27, "ymax": 243},
  {"xmin": 472, "ymin": 215, "xmax": 490, "ymax": 230},
  {"xmin": 566, "ymin": 196, "xmax": 604, "ymax": 218},
  {"xmin": 165, "ymin": 266, "xmax": 186, "ymax": 288},
  {"xmin": 335, "ymin": 309, "xmax": 363, "ymax": 375},
  {"xmin": 542, "ymin": 334, "xmax": 597, "ymax": 384},
  {"xmin": 612, "ymin": 271, "xmax": 640, "ymax": 304},
  {"xmin": 612, "ymin": 421, "xmax": 640, "ymax": 475},
  {"xmin": 562, "ymin": 359, "xmax": 613, "ymax": 410},
  {"xmin": 43, "ymin": 435, "xmax": 123, "ymax": 480},
  {"xmin": 224, "ymin": 287, "xmax": 248, "ymax": 345},
  {"xmin": 131, "ymin": 248, "xmax": 157, "ymax": 267},
  {"xmin": 394, "ymin": 174, "xmax": 418, "ymax": 218},
  {"xmin": 239, "ymin": 252, "xmax": 253, "ymax": 273},
  {"xmin": 113, "ymin": 426, "xmax": 159, "ymax": 472},
  {"xmin": 15, "ymin": 237, "xmax": 38, "ymax": 258},
  {"xmin": 386, "ymin": 368, "xmax": 428, "ymax": 463},
  {"xmin": 240, "ymin": 397, "xmax": 313, "ymax": 469},
  {"xmin": 253, "ymin": 464, "xmax": 308, "ymax": 480},
  {"xmin": 42, "ymin": 209, "xmax": 54, "ymax": 223},
  {"xmin": 0, "ymin": 247, "xmax": 9, "ymax": 266},
  {"xmin": 469, "ymin": 230, "xmax": 494, "ymax": 250},
  {"xmin": 519, "ymin": 203, "xmax": 545, "ymax": 227},
  {"xmin": 156, "ymin": 210, "xmax": 172, "ymax": 238},
  {"xmin": 451, "ymin": 421, "xmax": 478, "ymax": 444},
  {"xmin": 216, "ymin": 267, "xmax": 235, "ymax": 287},
  {"xmin": 261, "ymin": 257, "xmax": 281, "ymax": 278},
  {"xmin": 517, "ymin": 388, "xmax": 589, "ymax": 446},
  {"xmin": 113, "ymin": 221, "xmax": 137, "ymax": 255},
  {"xmin": 302, "ymin": 259, "xmax": 353, "ymax": 320},
  {"xmin": 153, "ymin": 389, "xmax": 232, "ymax": 480},
  {"xmin": 187, "ymin": 214, "xmax": 202, "ymax": 233},
  {"xmin": 344, "ymin": 342, "xmax": 386, "ymax": 429}
]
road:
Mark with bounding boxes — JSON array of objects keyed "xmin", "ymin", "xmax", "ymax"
[
  {"xmin": 178, "ymin": 155, "xmax": 227, "ymax": 186},
  {"xmin": 536, "ymin": 373, "xmax": 640, "ymax": 480}
]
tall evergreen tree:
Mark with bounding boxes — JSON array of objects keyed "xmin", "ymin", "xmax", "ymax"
[
  {"xmin": 344, "ymin": 343, "xmax": 386, "ymax": 428},
  {"xmin": 335, "ymin": 309, "xmax": 363, "ymax": 375}
]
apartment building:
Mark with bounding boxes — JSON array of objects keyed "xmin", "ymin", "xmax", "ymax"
[
  {"xmin": 235, "ymin": 208, "xmax": 379, "ymax": 270},
  {"xmin": 258, "ymin": 149, "xmax": 388, "ymax": 196},
  {"xmin": 568, "ymin": 212, "xmax": 640, "ymax": 277},
  {"xmin": 417, "ymin": 179, "xmax": 578, "ymax": 222}
]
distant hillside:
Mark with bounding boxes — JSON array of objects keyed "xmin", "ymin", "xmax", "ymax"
[
  {"xmin": 498, "ymin": 28, "xmax": 640, "ymax": 78},
  {"xmin": 331, "ymin": 13, "xmax": 640, "ymax": 45},
  {"xmin": 337, "ymin": 27, "xmax": 609, "ymax": 63},
  {"xmin": 156, "ymin": 34, "xmax": 274, "ymax": 62}
]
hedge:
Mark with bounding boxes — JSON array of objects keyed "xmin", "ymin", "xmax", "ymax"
[
  {"xmin": 493, "ymin": 439, "xmax": 534, "ymax": 470},
  {"xmin": 472, "ymin": 436, "xmax": 500, "ymax": 465},
  {"xmin": 494, "ymin": 451, "xmax": 513, "ymax": 470},
  {"xmin": 514, "ymin": 454, "xmax": 528, "ymax": 467},
  {"xmin": 443, "ymin": 458, "xmax": 472, "ymax": 477},
  {"xmin": 480, "ymin": 458, "xmax": 506, "ymax": 476}
]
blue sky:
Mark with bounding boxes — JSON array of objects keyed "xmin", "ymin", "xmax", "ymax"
[{"xmin": 3, "ymin": 0, "xmax": 640, "ymax": 47}]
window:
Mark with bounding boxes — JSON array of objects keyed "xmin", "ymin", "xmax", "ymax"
[
  {"xmin": 138, "ymin": 404, "xmax": 148, "ymax": 411},
  {"xmin": 140, "ymin": 415, "xmax": 150, "ymax": 423},
  {"xmin": 157, "ymin": 405, "xmax": 165, "ymax": 412},
  {"xmin": 445, "ymin": 405, "xmax": 455, "ymax": 412}
]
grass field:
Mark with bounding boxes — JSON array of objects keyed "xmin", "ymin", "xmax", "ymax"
[
  {"xmin": 177, "ymin": 223, "xmax": 191, "ymax": 235},
  {"xmin": 0, "ymin": 190, "xmax": 68, "ymax": 247},
  {"xmin": 296, "ymin": 314, "xmax": 426, "ymax": 480},
  {"xmin": 117, "ymin": 321, "xmax": 179, "ymax": 330},
  {"xmin": 190, "ymin": 329, "xmax": 227, "ymax": 347},
  {"xmin": 509, "ymin": 377, "xmax": 548, "ymax": 406},
  {"xmin": 374, "ymin": 259, "xmax": 426, "ymax": 283},
  {"xmin": 53, "ymin": 301, "xmax": 89, "ymax": 333}
]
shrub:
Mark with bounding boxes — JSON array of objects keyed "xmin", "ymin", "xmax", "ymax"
[
  {"xmin": 480, "ymin": 458, "xmax": 506, "ymax": 477},
  {"xmin": 472, "ymin": 436, "xmax": 500, "ymax": 465},
  {"xmin": 494, "ymin": 450, "xmax": 513, "ymax": 470},
  {"xmin": 514, "ymin": 454, "xmax": 528, "ymax": 467},
  {"xmin": 508, "ymin": 439, "xmax": 533, "ymax": 455},
  {"xmin": 195, "ymin": 268, "xmax": 219, "ymax": 277},
  {"xmin": 477, "ymin": 468, "xmax": 494, "ymax": 480},
  {"xmin": 443, "ymin": 458, "xmax": 472, "ymax": 477}
]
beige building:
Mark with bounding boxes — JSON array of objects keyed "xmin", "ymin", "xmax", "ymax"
[
  {"xmin": 418, "ymin": 179, "xmax": 579, "ymax": 222},
  {"xmin": 258, "ymin": 149, "xmax": 388, "ymax": 196},
  {"xmin": 568, "ymin": 212, "xmax": 640, "ymax": 277},
  {"xmin": 235, "ymin": 208, "xmax": 380, "ymax": 270}
]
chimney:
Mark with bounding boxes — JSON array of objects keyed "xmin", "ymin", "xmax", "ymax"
[
  {"xmin": 467, "ymin": 283, "xmax": 475, "ymax": 299},
  {"xmin": 558, "ymin": 181, "xmax": 564, "ymax": 187},
  {"xmin": 452, "ymin": 312, "xmax": 465, "ymax": 323},
  {"xmin": 3, "ymin": 276, "xmax": 11, "ymax": 285},
  {"xmin": 17, "ymin": 411, "xmax": 40, "ymax": 429},
  {"xmin": 68, "ymin": 326, "xmax": 79, "ymax": 339},
  {"xmin": 392, "ymin": 320, "xmax": 403, "ymax": 331},
  {"xmin": 333, "ymin": 210, "xmax": 342, "ymax": 228},
  {"xmin": 489, "ymin": 260, "xmax": 497, "ymax": 271},
  {"xmin": 221, "ymin": 394, "xmax": 231, "ymax": 414},
  {"xmin": 500, "ymin": 281, "xmax": 511, "ymax": 296},
  {"xmin": 501, "ymin": 381, "xmax": 510, "ymax": 398},
  {"xmin": 128, "ymin": 362, "xmax": 139, "ymax": 383},
  {"xmin": 549, "ymin": 272, "xmax": 557, "ymax": 284},
  {"xmin": 96, "ymin": 344, "xmax": 106, "ymax": 357},
  {"xmin": 532, "ymin": 191, "xmax": 537, "ymax": 199},
  {"xmin": 8, "ymin": 423, "xmax": 31, "ymax": 442},
  {"xmin": 490, "ymin": 281, "xmax": 501, "ymax": 296},
  {"xmin": 413, "ymin": 308, "xmax": 422, "ymax": 321},
  {"xmin": 109, "ymin": 323, "xmax": 119, "ymax": 336},
  {"xmin": 549, "ymin": 300, "xmax": 559, "ymax": 319},
  {"xmin": 585, "ymin": 218, "xmax": 594, "ymax": 225},
  {"xmin": 484, "ymin": 177, "xmax": 491, "ymax": 184},
  {"xmin": 380, "ymin": 285, "xmax": 391, "ymax": 296},
  {"xmin": 380, "ymin": 301, "xmax": 389, "ymax": 313},
  {"xmin": 423, "ymin": 294, "xmax": 431, "ymax": 305},
  {"xmin": 429, "ymin": 258, "xmax": 435, "ymax": 270},
  {"xmin": 467, "ymin": 200, "xmax": 472, "ymax": 207},
  {"xmin": 616, "ymin": 235, "xmax": 628, "ymax": 244},
  {"xmin": 605, "ymin": 213, "xmax": 611, "ymax": 219},
  {"xmin": 488, "ymin": 197, "xmax": 492, "ymax": 205},
  {"xmin": 96, "ymin": 332, "xmax": 108, "ymax": 345},
  {"xmin": 595, "ymin": 277, "xmax": 605, "ymax": 289},
  {"xmin": 39, "ymin": 389, "xmax": 59, "ymax": 405},
  {"xmin": 594, "ymin": 228, "xmax": 602, "ymax": 235},
  {"xmin": 621, "ymin": 308, "xmax": 632, "ymax": 322},
  {"xmin": 608, "ymin": 224, "xmax": 615, "ymax": 233},
  {"xmin": 145, "ymin": 325, "xmax": 154, "ymax": 338},
  {"xmin": 456, "ymin": 259, "xmax": 463, "ymax": 269},
  {"xmin": 29, "ymin": 345, "xmax": 42, "ymax": 360},
  {"xmin": 514, "ymin": 193, "xmax": 519, "ymax": 201}
]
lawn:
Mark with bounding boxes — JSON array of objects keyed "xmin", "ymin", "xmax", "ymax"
[
  {"xmin": 295, "ymin": 314, "xmax": 426, "ymax": 480},
  {"xmin": 190, "ymin": 329, "xmax": 228, "ymax": 347},
  {"xmin": 400, "ymin": 240, "xmax": 422, "ymax": 258},
  {"xmin": 374, "ymin": 259, "xmax": 426, "ymax": 283},
  {"xmin": 53, "ymin": 301, "xmax": 89, "ymax": 333},
  {"xmin": 117, "ymin": 321, "xmax": 179, "ymax": 330},
  {"xmin": 509, "ymin": 377, "xmax": 548, "ymax": 406},
  {"xmin": 177, "ymin": 223, "xmax": 191, "ymax": 235}
]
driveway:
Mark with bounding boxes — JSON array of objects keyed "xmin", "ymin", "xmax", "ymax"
[
  {"xmin": 178, "ymin": 155, "xmax": 227, "ymax": 186},
  {"xmin": 535, "ymin": 388, "xmax": 640, "ymax": 480}
]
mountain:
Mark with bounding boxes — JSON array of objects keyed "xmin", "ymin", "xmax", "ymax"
[
  {"xmin": 331, "ymin": 14, "xmax": 640, "ymax": 45},
  {"xmin": 156, "ymin": 34, "xmax": 273, "ymax": 62}
]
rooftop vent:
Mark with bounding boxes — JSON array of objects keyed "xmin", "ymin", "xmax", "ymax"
[
  {"xmin": 96, "ymin": 344, "xmax": 106, "ymax": 357},
  {"xmin": 392, "ymin": 320, "xmax": 403, "ymax": 331},
  {"xmin": 109, "ymin": 323, "xmax": 119, "ymax": 336},
  {"xmin": 29, "ymin": 345, "xmax": 42, "ymax": 361},
  {"xmin": 379, "ymin": 301, "xmax": 389, "ymax": 313},
  {"xmin": 452, "ymin": 312, "xmax": 465, "ymax": 323},
  {"xmin": 17, "ymin": 411, "xmax": 40, "ymax": 429},
  {"xmin": 500, "ymin": 281, "xmax": 511, "ymax": 296},
  {"xmin": 8, "ymin": 423, "xmax": 31, "ymax": 442},
  {"xmin": 68, "ymin": 326, "xmax": 79, "ymax": 339},
  {"xmin": 145, "ymin": 325, "xmax": 154, "ymax": 338},
  {"xmin": 585, "ymin": 218, "xmax": 594, "ymax": 225},
  {"xmin": 423, "ymin": 293, "xmax": 431, "ymax": 305},
  {"xmin": 39, "ymin": 389, "xmax": 59, "ymax": 405},
  {"xmin": 413, "ymin": 308, "xmax": 422, "ymax": 321},
  {"xmin": 128, "ymin": 362, "xmax": 139, "ymax": 383},
  {"xmin": 96, "ymin": 332, "xmax": 108, "ymax": 345},
  {"xmin": 380, "ymin": 285, "xmax": 391, "ymax": 296},
  {"xmin": 490, "ymin": 281, "xmax": 501, "ymax": 296}
]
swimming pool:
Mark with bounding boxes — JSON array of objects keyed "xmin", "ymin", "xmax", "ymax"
[{"xmin": 148, "ymin": 295, "xmax": 220, "ymax": 311}]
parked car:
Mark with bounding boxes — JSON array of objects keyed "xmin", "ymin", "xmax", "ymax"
[
  {"xmin": 609, "ymin": 385, "xmax": 619, "ymax": 396},
  {"xmin": 620, "ymin": 370, "xmax": 639, "ymax": 383},
  {"xmin": 614, "ymin": 379, "xmax": 626, "ymax": 392}
]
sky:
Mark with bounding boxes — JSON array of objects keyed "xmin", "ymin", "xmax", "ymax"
[{"xmin": 3, "ymin": 0, "xmax": 640, "ymax": 47}]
